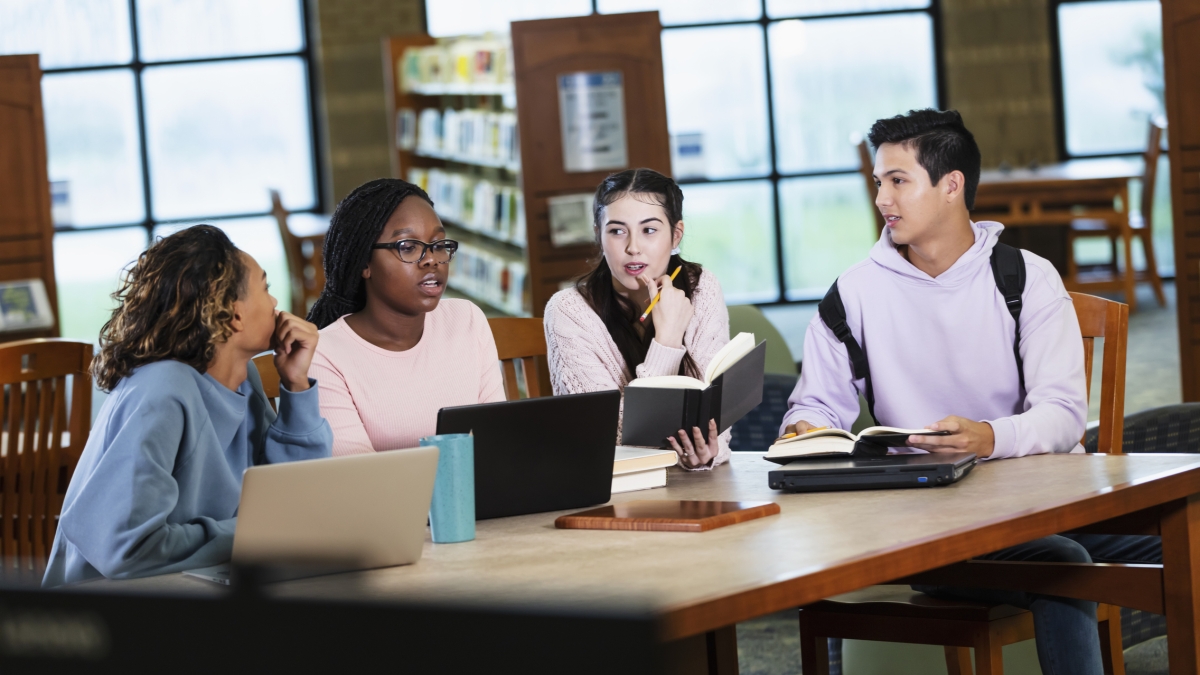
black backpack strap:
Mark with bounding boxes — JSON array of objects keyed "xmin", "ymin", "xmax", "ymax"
[
  {"xmin": 818, "ymin": 280, "xmax": 876, "ymax": 424},
  {"xmin": 990, "ymin": 242, "xmax": 1027, "ymax": 392}
]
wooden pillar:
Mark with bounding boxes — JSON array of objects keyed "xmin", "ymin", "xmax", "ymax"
[
  {"xmin": 1163, "ymin": 0, "xmax": 1200, "ymax": 401},
  {"xmin": 510, "ymin": 12, "xmax": 672, "ymax": 317},
  {"xmin": 0, "ymin": 54, "xmax": 59, "ymax": 340}
]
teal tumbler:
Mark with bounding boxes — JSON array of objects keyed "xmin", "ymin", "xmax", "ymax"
[{"xmin": 419, "ymin": 433, "xmax": 476, "ymax": 543}]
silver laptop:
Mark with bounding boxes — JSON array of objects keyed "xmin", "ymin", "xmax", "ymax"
[{"xmin": 184, "ymin": 446, "xmax": 439, "ymax": 584}]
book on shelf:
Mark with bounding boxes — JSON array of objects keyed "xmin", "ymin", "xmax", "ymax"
[
  {"xmin": 409, "ymin": 168, "xmax": 525, "ymax": 246},
  {"xmin": 622, "ymin": 333, "xmax": 766, "ymax": 448},
  {"xmin": 763, "ymin": 426, "xmax": 952, "ymax": 464},
  {"xmin": 414, "ymin": 108, "xmax": 519, "ymax": 169},
  {"xmin": 399, "ymin": 36, "xmax": 513, "ymax": 92},
  {"xmin": 448, "ymin": 242, "xmax": 527, "ymax": 315},
  {"xmin": 395, "ymin": 109, "xmax": 416, "ymax": 150}
]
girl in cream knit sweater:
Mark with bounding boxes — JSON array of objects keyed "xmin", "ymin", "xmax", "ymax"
[{"xmin": 543, "ymin": 169, "xmax": 731, "ymax": 470}]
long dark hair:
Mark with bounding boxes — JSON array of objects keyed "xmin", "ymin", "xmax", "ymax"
[
  {"xmin": 92, "ymin": 225, "xmax": 247, "ymax": 391},
  {"xmin": 307, "ymin": 178, "xmax": 434, "ymax": 329},
  {"xmin": 576, "ymin": 168, "xmax": 703, "ymax": 378}
]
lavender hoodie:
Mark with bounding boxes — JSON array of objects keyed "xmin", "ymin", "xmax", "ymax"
[{"xmin": 781, "ymin": 221, "xmax": 1087, "ymax": 460}]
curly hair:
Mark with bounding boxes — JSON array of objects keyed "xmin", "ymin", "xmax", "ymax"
[
  {"xmin": 91, "ymin": 224, "xmax": 248, "ymax": 392},
  {"xmin": 307, "ymin": 178, "xmax": 434, "ymax": 329}
]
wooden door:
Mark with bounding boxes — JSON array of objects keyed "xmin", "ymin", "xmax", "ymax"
[
  {"xmin": 1164, "ymin": 1, "xmax": 1200, "ymax": 400},
  {"xmin": 510, "ymin": 12, "xmax": 671, "ymax": 317},
  {"xmin": 0, "ymin": 55, "xmax": 58, "ymax": 340}
]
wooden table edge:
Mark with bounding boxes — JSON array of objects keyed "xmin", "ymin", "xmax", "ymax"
[{"xmin": 655, "ymin": 459, "xmax": 1200, "ymax": 641}]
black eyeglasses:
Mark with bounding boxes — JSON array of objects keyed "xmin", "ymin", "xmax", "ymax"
[{"xmin": 370, "ymin": 239, "xmax": 460, "ymax": 264}]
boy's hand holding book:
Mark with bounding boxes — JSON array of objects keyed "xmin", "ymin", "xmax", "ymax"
[
  {"xmin": 907, "ymin": 416, "xmax": 995, "ymax": 458},
  {"xmin": 779, "ymin": 419, "xmax": 823, "ymax": 440}
]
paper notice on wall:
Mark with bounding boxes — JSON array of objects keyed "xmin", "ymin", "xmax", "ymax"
[
  {"xmin": 557, "ymin": 71, "xmax": 628, "ymax": 173},
  {"xmin": 547, "ymin": 192, "xmax": 596, "ymax": 247}
]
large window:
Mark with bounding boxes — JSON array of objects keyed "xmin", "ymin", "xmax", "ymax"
[
  {"xmin": 0, "ymin": 0, "xmax": 321, "ymax": 346},
  {"xmin": 426, "ymin": 0, "xmax": 941, "ymax": 304},
  {"xmin": 1052, "ymin": 0, "xmax": 1172, "ymax": 275}
]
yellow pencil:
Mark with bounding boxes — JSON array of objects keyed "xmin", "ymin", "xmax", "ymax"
[{"xmin": 639, "ymin": 266, "xmax": 682, "ymax": 323}]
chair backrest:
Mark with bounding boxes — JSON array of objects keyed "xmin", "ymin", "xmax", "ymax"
[
  {"xmin": 0, "ymin": 339, "xmax": 93, "ymax": 575},
  {"xmin": 488, "ymin": 318, "xmax": 549, "ymax": 401},
  {"xmin": 1139, "ymin": 120, "xmax": 1165, "ymax": 228},
  {"xmin": 1070, "ymin": 292, "xmax": 1129, "ymax": 454},
  {"xmin": 857, "ymin": 140, "xmax": 886, "ymax": 235},
  {"xmin": 253, "ymin": 353, "xmax": 281, "ymax": 413},
  {"xmin": 727, "ymin": 305, "xmax": 797, "ymax": 375},
  {"xmin": 270, "ymin": 190, "xmax": 326, "ymax": 318}
]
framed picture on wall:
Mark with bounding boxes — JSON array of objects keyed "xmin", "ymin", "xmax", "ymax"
[{"xmin": 0, "ymin": 279, "xmax": 56, "ymax": 332}]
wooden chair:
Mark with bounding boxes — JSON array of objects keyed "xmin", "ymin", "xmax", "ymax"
[
  {"xmin": 857, "ymin": 140, "xmax": 886, "ymax": 236},
  {"xmin": 0, "ymin": 339, "xmax": 92, "ymax": 578},
  {"xmin": 252, "ymin": 353, "xmax": 281, "ymax": 413},
  {"xmin": 270, "ymin": 190, "xmax": 327, "ymax": 318},
  {"xmin": 487, "ymin": 318, "xmax": 551, "ymax": 401},
  {"xmin": 799, "ymin": 292, "xmax": 1130, "ymax": 675},
  {"xmin": 1067, "ymin": 120, "xmax": 1167, "ymax": 310}
]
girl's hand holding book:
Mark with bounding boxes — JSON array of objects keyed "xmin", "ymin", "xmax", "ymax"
[{"xmin": 668, "ymin": 418, "xmax": 720, "ymax": 469}]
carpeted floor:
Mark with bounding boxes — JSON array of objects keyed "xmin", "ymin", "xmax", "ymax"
[{"xmin": 738, "ymin": 282, "xmax": 1181, "ymax": 674}]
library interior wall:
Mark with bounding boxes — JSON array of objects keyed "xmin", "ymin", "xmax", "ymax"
[
  {"xmin": 310, "ymin": 0, "xmax": 425, "ymax": 204},
  {"xmin": 309, "ymin": 0, "xmax": 1061, "ymax": 204},
  {"xmin": 942, "ymin": 0, "xmax": 1060, "ymax": 168}
]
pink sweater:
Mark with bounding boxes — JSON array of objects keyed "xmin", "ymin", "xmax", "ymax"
[
  {"xmin": 543, "ymin": 269, "xmax": 732, "ymax": 469},
  {"xmin": 309, "ymin": 299, "xmax": 506, "ymax": 456}
]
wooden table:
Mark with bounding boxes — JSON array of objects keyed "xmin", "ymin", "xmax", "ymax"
[
  {"xmin": 96, "ymin": 453, "xmax": 1200, "ymax": 674},
  {"xmin": 975, "ymin": 158, "xmax": 1143, "ymax": 309}
]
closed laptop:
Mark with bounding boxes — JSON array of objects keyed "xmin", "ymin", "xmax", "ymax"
[{"xmin": 768, "ymin": 452, "xmax": 977, "ymax": 493}]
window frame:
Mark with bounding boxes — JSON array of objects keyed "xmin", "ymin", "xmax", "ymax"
[
  {"xmin": 1049, "ymin": 0, "xmax": 1163, "ymax": 161},
  {"xmin": 42, "ymin": 0, "xmax": 326, "ymax": 244},
  {"xmin": 670, "ymin": 0, "xmax": 945, "ymax": 304},
  {"xmin": 424, "ymin": 0, "xmax": 945, "ymax": 304}
]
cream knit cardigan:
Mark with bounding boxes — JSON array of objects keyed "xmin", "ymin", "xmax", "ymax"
[{"xmin": 542, "ymin": 268, "xmax": 731, "ymax": 470}]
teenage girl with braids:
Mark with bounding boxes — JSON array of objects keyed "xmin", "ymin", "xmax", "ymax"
[
  {"xmin": 307, "ymin": 178, "xmax": 504, "ymax": 455},
  {"xmin": 43, "ymin": 225, "xmax": 331, "ymax": 587},
  {"xmin": 543, "ymin": 168, "xmax": 731, "ymax": 470}
]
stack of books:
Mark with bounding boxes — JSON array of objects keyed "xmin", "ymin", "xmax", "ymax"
[{"xmin": 612, "ymin": 447, "xmax": 678, "ymax": 494}]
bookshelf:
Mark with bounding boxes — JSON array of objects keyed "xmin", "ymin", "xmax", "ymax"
[
  {"xmin": 382, "ymin": 12, "xmax": 670, "ymax": 317},
  {"xmin": 383, "ymin": 33, "xmax": 528, "ymax": 316}
]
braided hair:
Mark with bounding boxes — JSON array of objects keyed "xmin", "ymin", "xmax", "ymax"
[
  {"xmin": 308, "ymin": 178, "xmax": 434, "ymax": 329},
  {"xmin": 577, "ymin": 168, "xmax": 704, "ymax": 378}
]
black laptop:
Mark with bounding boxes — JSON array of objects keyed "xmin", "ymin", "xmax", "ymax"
[
  {"xmin": 436, "ymin": 390, "xmax": 621, "ymax": 519},
  {"xmin": 767, "ymin": 453, "xmax": 977, "ymax": 493}
]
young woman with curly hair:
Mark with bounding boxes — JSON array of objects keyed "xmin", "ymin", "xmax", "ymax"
[
  {"xmin": 43, "ymin": 225, "xmax": 332, "ymax": 587},
  {"xmin": 307, "ymin": 178, "xmax": 504, "ymax": 455},
  {"xmin": 543, "ymin": 168, "xmax": 731, "ymax": 470}
]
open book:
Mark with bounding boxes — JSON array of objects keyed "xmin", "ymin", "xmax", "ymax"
[
  {"xmin": 627, "ymin": 332, "xmax": 757, "ymax": 391},
  {"xmin": 621, "ymin": 333, "xmax": 765, "ymax": 448},
  {"xmin": 764, "ymin": 426, "xmax": 950, "ymax": 464}
]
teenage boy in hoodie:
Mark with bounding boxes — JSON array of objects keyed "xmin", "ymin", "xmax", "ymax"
[{"xmin": 781, "ymin": 109, "xmax": 1160, "ymax": 675}]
